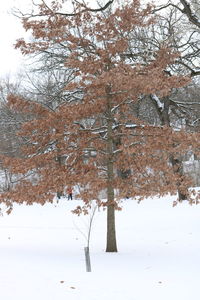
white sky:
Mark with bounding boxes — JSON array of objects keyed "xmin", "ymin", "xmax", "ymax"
[{"xmin": 0, "ymin": 0, "xmax": 29, "ymax": 78}]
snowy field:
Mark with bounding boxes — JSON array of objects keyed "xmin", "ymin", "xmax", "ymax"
[{"xmin": 0, "ymin": 195, "xmax": 200, "ymax": 300}]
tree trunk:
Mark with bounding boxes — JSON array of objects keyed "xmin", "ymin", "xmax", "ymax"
[
  {"xmin": 152, "ymin": 95, "xmax": 188, "ymax": 201},
  {"xmin": 105, "ymin": 86, "xmax": 118, "ymax": 252},
  {"xmin": 106, "ymin": 165, "xmax": 117, "ymax": 252},
  {"xmin": 171, "ymin": 156, "xmax": 188, "ymax": 201},
  {"xmin": 106, "ymin": 203, "xmax": 117, "ymax": 252}
]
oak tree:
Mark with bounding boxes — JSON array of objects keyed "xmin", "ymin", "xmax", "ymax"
[{"xmin": 1, "ymin": 0, "xmax": 199, "ymax": 252}]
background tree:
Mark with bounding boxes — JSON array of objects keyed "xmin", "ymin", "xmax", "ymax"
[{"xmin": 0, "ymin": 76, "xmax": 31, "ymax": 193}]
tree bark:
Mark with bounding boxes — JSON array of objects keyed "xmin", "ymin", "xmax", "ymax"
[
  {"xmin": 152, "ymin": 95, "xmax": 188, "ymax": 201},
  {"xmin": 171, "ymin": 156, "xmax": 188, "ymax": 201},
  {"xmin": 105, "ymin": 87, "xmax": 117, "ymax": 252},
  {"xmin": 106, "ymin": 203, "xmax": 117, "ymax": 252}
]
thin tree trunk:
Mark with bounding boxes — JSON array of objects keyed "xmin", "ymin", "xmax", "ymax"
[
  {"xmin": 106, "ymin": 202, "xmax": 117, "ymax": 252},
  {"xmin": 106, "ymin": 155, "xmax": 117, "ymax": 252},
  {"xmin": 106, "ymin": 88, "xmax": 117, "ymax": 252}
]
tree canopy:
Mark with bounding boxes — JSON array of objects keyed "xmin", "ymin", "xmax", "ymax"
[{"xmin": 1, "ymin": 0, "xmax": 200, "ymax": 251}]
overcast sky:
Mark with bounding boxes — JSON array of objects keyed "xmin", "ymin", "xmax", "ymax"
[{"xmin": 0, "ymin": 0, "xmax": 28, "ymax": 78}]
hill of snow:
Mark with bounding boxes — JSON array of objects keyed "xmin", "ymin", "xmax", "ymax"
[{"xmin": 0, "ymin": 195, "xmax": 200, "ymax": 300}]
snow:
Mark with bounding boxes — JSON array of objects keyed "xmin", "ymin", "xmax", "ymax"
[
  {"xmin": 151, "ymin": 94, "xmax": 164, "ymax": 111},
  {"xmin": 0, "ymin": 195, "xmax": 200, "ymax": 300}
]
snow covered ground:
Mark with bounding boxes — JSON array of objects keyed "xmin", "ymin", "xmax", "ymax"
[{"xmin": 0, "ymin": 195, "xmax": 200, "ymax": 300}]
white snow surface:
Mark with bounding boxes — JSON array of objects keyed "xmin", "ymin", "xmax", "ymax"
[{"xmin": 0, "ymin": 195, "xmax": 200, "ymax": 300}]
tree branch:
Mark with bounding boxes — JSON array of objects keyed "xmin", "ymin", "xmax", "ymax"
[
  {"xmin": 179, "ymin": 0, "xmax": 200, "ymax": 28},
  {"xmin": 153, "ymin": 2, "xmax": 184, "ymax": 14},
  {"xmin": 44, "ymin": 0, "xmax": 115, "ymax": 17},
  {"xmin": 153, "ymin": 0, "xmax": 200, "ymax": 28}
]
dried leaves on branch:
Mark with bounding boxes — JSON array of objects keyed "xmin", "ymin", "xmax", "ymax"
[{"xmin": 1, "ymin": 0, "xmax": 200, "ymax": 211}]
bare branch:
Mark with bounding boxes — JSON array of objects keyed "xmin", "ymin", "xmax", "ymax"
[
  {"xmin": 153, "ymin": 0, "xmax": 200, "ymax": 28},
  {"xmin": 42, "ymin": 0, "xmax": 115, "ymax": 17},
  {"xmin": 153, "ymin": 2, "xmax": 184, "ymax": 14},
  {"xmin": 179, "ymin": 0, "xmax": 200, "ymax": 28}
]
